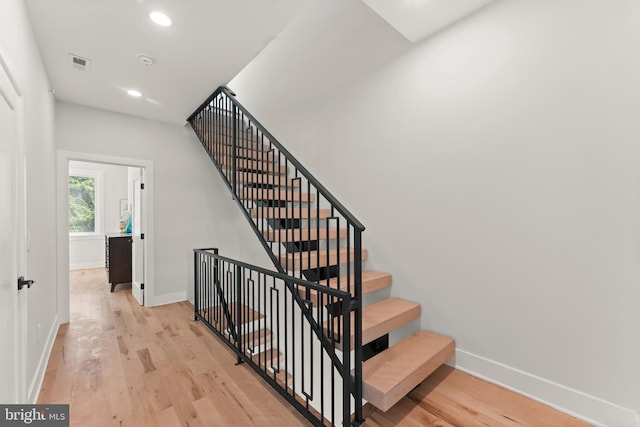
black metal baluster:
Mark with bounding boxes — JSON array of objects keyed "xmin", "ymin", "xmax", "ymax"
[
  {"xmin": 316, "ymin": 191, "xmax": 321, "ymax": 290},
  {"xmin": 301, "ymin": 291, "xmax": 305, "ymax": 406},
  {"xmin": 235, "ymin": 264, "xmax": 243, "ymax": 364},
  {"xmin": 190, "ymin": 86, "xmax": 370, "ymax": 426},
  {"xmin": 319, "ymin": 288, "xmax": 325, "ymax": 423},
  {"xmin": 290, "ymin": 280, "xmax": 295, "ymax": 397},
  {"xmin": 231, "ymin": 101, "xmax": 237, "ymax": 197},
  {"xmin": 343, "ymin": 294, "xmax": 352, "ymax": 427},
  {"xmin": 274, "ymin": 275, "xmax": 280, "ymax": 374},
  {"xmin": 194, "ymin": 251, "xmax": 199, "ymax": 321},
  {"xmin": 306, "ymin": 179, "xmax": 311, "ymax": 286},
  {"xmin": 353, "ymin": 229, "xmax": 363, "ymax": 424}
]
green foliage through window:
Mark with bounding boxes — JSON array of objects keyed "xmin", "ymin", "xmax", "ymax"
[{"xmin": 69, "ymin": 175, "xmax": 95, "ymax": 233}]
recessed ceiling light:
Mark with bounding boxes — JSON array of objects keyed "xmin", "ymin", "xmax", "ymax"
[
  {"xmin": 150, "ymin": 11, "xmax": 172, "ymax": 27},
  {"xmin": 127, "ymin": 89, "xmax": 142, "ymax": 98}
]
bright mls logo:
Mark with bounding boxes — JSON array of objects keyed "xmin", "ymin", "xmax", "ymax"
[{"xmin": 0, "ymin": 405, "xmax": 68, "ymax": 426}]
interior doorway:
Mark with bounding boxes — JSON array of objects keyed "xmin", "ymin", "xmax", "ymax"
[
  {"xmin": 67, "ymin": 160, "xmax": 145, "ymax": 305},
  {"xmin": 56, "ymin": 151, "xmax": 154, "ymax": 324}
]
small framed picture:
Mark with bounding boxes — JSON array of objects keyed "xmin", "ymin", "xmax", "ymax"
[{"xmin": 119, "ymin": 199, "xmax": 128, "ymax": 219}]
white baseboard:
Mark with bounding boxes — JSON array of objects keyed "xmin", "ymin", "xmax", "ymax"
[
  {"xmin": 455, "ymin": 349, "xmax": 638, "ymax": 427},
  {"xmin": 28, "ymin": 315, "xmax": 59, "ymax": 403},
  {"xmin": 148, "ymin": 291, "xmax": 187, "ymax": 307}
]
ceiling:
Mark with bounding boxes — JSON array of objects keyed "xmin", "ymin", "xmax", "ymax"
[
  {"xmin": 362, "ymin": 0, "xmax": 496, "ymax": 43},
  {"xmin": 24, "ymin": 0, "xmax": 308, "ymax": 125}
]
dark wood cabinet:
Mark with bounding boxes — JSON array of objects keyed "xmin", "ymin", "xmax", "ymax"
[{"xmin": 105, "ymin": 233, "xmax": 132, "ymax": 292}]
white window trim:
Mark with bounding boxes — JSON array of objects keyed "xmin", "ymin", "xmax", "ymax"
[{"xmin": 68, "ymin": 168, "xmax": 103, "ymax": 236}]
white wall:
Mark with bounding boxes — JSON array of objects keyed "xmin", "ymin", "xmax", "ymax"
[
  {"xmin": 56, "ymin": 101, "xmax": 270, "ymax": 304},
  {"xmin": 68, "ymin": 161, "xmax": 128, "ymax": 270},
  {"xmin": 0, "ymin": 0, "xmax": 58, "ymax": 403},
  {"xmin": 229, "ymin": 0, "xmax": 640, "ymax": 425}
]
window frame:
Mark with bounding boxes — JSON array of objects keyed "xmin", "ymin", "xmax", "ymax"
[{"xmin": 68, "ymin": 168, "xmax": 103, "ymax": 237}]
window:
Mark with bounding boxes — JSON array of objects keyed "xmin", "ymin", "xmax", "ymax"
[{"xmin": 69, "ymin": 169, "xmax": 103, "ymax": 235}]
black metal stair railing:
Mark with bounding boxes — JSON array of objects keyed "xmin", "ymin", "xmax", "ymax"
[
  {"xmin": 194, "ymin": 248, "xmax": 353, "ymax": 426},
  {"xmin": 188, "ymin": 87, "xmax": 365, "ymax": 425}
]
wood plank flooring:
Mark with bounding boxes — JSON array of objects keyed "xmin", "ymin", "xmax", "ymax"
[
  {"xmin": 38, "ymin": 268, "xmax": 592, "ymax": 427},
  {"xmin": 37, "ymin": 268, "xmax": 309, "ymax": 427},
  {"xmin": 363, "ymin": 366, "xmax": 593, "ymax": 427}
]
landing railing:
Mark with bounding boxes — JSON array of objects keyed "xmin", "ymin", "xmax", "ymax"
[
  {"xmin": 188, "ymin": 87, "xmax": 365, "ymax": 424},
  {"xmin": 195, "ymin": 248, "xmax": 354, "ymax": 426}
]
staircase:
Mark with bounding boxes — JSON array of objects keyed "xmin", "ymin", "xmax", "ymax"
[{"xmin": 188, "ymin": 87, "xmax": 455, "ymax": 424}]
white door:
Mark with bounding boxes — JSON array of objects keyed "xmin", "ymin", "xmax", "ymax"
[
  {"xmin": 0, "ymin": 54, "xmax": 26, "ymax": 403},
  {"xmin": 131, "ymin": 176, "xmax": 145, "ymax": 305}
]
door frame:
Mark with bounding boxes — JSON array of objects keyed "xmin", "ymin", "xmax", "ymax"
[
  {"xmin": 56, "ymin": 150, "xmax": 154, "ymax": 323},
  {"xmin": 131, "ymin": 175, "xmax": 145, "ymax": 306},
  {"xmin": 0, "ymin": 43, "xmax": 26, "ymax": 403}
]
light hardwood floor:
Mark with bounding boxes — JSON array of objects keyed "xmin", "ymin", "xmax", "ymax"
[
  {"xmin": 38, "ymin": 268, "xmax": 592, "ymax": 427},
  {"xmin": 363, "ymin": 366, "xmax": 593, "ymax": 427},
  {"xmin": 38, "ymin": 268, "xmax": 309, "ymax": 426}
]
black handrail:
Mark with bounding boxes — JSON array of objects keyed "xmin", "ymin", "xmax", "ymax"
[
  {"xmin": 194, "ymin": 248, "xmax": 353, "ymax": 426},
  {"xmin": 188, "ymin": 86, "xmax": 365, "ymax": 233},
  {"xmin": 188, "ymin": 87, "xmax": 365, "ymax": 425},
  {"xmin": 224, "ymin": 87, "xmax": 365, "ymax": 232}
]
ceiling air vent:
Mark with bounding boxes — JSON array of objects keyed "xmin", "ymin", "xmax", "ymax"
[{"xmin": 68, "ymin": 53, "xmax": 91, "ymax": 71}]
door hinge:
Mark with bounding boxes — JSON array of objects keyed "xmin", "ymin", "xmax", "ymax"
[
  {"xmin": 141, "ymin": 233, "xmax": 145, "ymax": 240},
  {"xmin": 140, "ymin": 183, "xmax": 145, "ymax": 190},
  {"xmin": 141, "ymin": 283, "xmax": 145, "ymax": 290}
]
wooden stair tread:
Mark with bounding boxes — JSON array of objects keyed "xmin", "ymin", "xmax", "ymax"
[
  {"xmin": 279, "ymin": 248, "xmax": 368, "ymax": 271},
  {"xmin": 232, "ymin": 159, "xmax": 287, "ymax": 174},
  {"xmin": 211, "ymin": 139, "xmax": 272, "ymax": 152},
  {"xmin": 326, "ymin": 298, "xmax": 420, "ymax": 351},
  {"xmin": 362, "ymin": 330, "xmax": 455, "ymax": 412},
  {"xmin": 194, "ymin": 128, "xmax": 268, "ymax": 149},
  {"xmin": 220, "ymin": 153, "xmax": 278, "ymax": 164},
  {"xmin": 248, "ymin": 350, "xmax": 294, "ymax": 398},
  {"xmin": 233, "ymin": 149, "xmax": 277, "ymax": 162},
  {"xmin": 243, "ymin": 328, "xmax": 272, "ymax": 351},
  {"xmin": 250, "ymin": 348, "xmax": 283, "ymax": 371},
  {"xmin": 240, "ymin": 188, "xmax": 315, "ymax": 203},
  {"xmin": 206, "ymin": 302, "xmax": 264, "ymax": 330},
  {"xmin": 265, "ymin": 227, "xmax": 347, "ymax": 242},
  {"xmin": 197, "ymin": 130, "xmax": 275, "ymax": 155},
  {"xmin": 224, "ymin": 328, "xmax": 272, "ymax": 350},
  {"xmin": 302, "ymin": 271, "xmax": 392, "ymax": 307},
  {"xmin": 250, "ymin": 207, "xmax": 331, "ymax": 219},
  {"xmin": 236, "ymin": 173, "xmax": 300, "ymax": 187},
  {"xmin": 321, "ymin": 271, "xmax": 392, "ymax": 293},
  {"xmin": 195, "ymin": 124, "xmax": 258, "ymax": 137}
]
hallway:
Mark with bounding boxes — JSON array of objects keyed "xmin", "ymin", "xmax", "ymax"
[{"xmin": 37, "ymin": 268, "xmax": 592, "ymax": 426}]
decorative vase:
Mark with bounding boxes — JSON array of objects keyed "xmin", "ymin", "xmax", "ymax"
[
  {"xmin": 125, "ymin": 215, "xmax": 132, "ymax": 233},
  {"xmin": 118, "ymin": 219, "xmax": 126, "ymax": 233}
]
